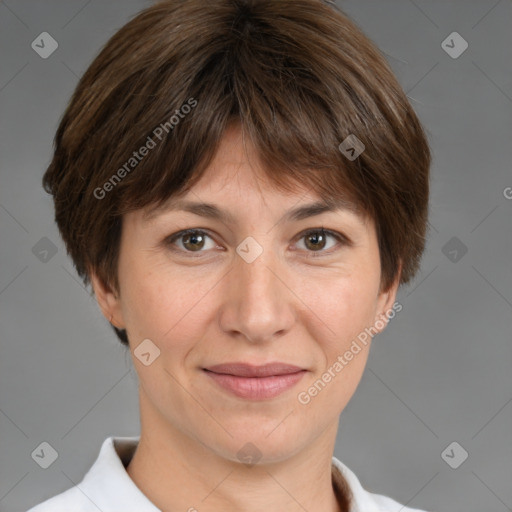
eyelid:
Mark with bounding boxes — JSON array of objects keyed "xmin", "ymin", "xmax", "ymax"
[{"xmin": 164, "ymin": 227, "xmax": 351, "ymax": 255}]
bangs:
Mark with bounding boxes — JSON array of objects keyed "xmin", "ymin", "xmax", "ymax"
[{"xmin": 105, "ymin": 3, "xmax": 384, "ymax": 220}]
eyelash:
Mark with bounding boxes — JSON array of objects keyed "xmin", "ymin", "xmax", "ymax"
[{"xmin": 164, "ymin": 228, "xmax": 349, "ymax": 258}]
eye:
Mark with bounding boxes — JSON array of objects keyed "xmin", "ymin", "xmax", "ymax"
[
  {"xmin": 165, "ymin": 229, "xmax": 217, "ymax": 253},
  {"xmin": 294, "ymin": 228, "xmax": 348, "ymax": 256},
  {"xmin": 165, "ymin": 227, "xmax": 348, "ymax": 256}
]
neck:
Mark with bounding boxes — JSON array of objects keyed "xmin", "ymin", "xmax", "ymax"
[{"xmin": 125, "ymin": 389, "xmax": 348, "ymax": 512}]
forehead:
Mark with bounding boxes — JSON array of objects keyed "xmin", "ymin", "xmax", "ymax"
[{"xmin": 142, "ymin": 123, "xmax": 365, "ymax": 224}]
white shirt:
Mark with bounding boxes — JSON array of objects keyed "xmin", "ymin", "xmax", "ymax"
[{"xmin": 27, "ymin": 436, "xmax": 429, "ymax": 512}]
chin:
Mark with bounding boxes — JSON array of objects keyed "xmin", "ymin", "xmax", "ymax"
[{"xmin": 205, "ymin": 416, "xmax": 308, "ymax": 462}]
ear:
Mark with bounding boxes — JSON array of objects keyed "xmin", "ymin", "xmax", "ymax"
[
  {"xmin": 89, "ymin": 270, "xmax": 126, "ymax": 330},
  {"xmin": 372, "ymin": 261, "xmax": 402, "ymax": 335}
]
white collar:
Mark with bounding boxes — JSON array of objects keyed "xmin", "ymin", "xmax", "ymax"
[{"xmin": 28, "ymin": 436, "xmax": 428, "ymax": 512}]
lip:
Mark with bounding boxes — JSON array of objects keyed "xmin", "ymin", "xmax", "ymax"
[
  {"xmin": 205, "ymin": 362, "xmax": 304, "ymax": 377},
  {"xmin": 203, "ymin": 362, "xmax": 307, "ymax": 400}
]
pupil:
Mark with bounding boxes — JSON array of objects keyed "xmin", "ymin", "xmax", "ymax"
[
  {"xmin": 185, "ymin": 232, "xmax": 203, "ymax": 251},
  {"xmin": 308, "ymin": 232, "xmax": 325, "ymax": 250}
]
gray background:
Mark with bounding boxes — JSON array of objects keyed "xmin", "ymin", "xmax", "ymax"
[{"xmin": 1, "ymin": 0, "xmax": 511, "ymax": 511}]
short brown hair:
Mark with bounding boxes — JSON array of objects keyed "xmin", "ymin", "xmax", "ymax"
[{"xmin": 43, "ymin": 0, "xmax": 431, "ymax": 348}]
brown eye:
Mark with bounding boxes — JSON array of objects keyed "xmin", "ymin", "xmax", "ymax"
[
  {"xmin": 304, "ymin": 230, "xmax": 328, "ymax": 251},
  {"xmin": 165, "ymin": 227, "xmax": 348, "ymax": 257},
  {"xmin": 181, "ymin": 231, "xmax": 206, "ymax": 251},
  {"xmin": 296, "ymin": 228, "xmax": 348, "ymax": 256},
  {"xmin": 166, "ymin": 229, "xmax": 215, "ymax": 253}
]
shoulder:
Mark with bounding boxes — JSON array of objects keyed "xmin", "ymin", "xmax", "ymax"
[
  {"xmin": 368, "ymin": 491, "xmax": 430, "ymax": 512},
  {"xmin": 26, "ymin": 436, "xmax": 143, "ymax": 512},
  {"xmin": 26, "ymin": 486, "xmax": 93, "ymax": 512},
  {"xmin": 332, "ymin": 456, "xmax": 431, "ymax": 512}
]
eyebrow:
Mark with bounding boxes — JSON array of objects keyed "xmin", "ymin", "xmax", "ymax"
[{"xmin": 144, "ymin": 198, "xmax": 359, "ymax": 224}]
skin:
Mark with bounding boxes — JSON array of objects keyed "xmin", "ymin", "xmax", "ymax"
[{"xmin": 91, "ymin": 123, "xmax": 400, "ymax": 512}]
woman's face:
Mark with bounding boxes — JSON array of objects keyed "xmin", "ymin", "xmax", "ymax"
[{"xmin": 93, "ymin": 123, "xmax": 399, "ymax": 464}]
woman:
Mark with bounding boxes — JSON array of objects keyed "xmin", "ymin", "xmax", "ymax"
[{"xmin": 28, "ymin": 0, "xmax": 431, "ymax": 510}]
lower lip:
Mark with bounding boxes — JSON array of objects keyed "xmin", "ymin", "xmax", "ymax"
[{"xmin": 204, "ymin": 370, "xmax": 306, "ymax": 400}]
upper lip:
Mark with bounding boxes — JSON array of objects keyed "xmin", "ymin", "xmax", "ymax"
[{"xmin": 204, "ymin": 363, "xmax": 305, "ymax": 378}]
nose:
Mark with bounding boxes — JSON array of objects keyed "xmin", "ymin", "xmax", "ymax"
[{"xmin": 218, "ymin": 241, "xmax": 296, "ymax": 344}]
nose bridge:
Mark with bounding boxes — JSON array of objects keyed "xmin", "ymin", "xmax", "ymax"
[
  {"xmin": 237, "ymin": 234, "xmax": 283, "ymax": 303},
  {"xmin": 235, "ymin": 239, "xmax": 277, "ymax": 299},
  {"xmin": 221, "ymin": 235, "xmax": 293, "ymax": 342}
]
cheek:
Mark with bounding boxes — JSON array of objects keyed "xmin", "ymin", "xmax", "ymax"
[
  {"xmin": 296, "ymin": 277, "xmax": 377, "ymax": 414},
  {"xmin": 308, "ymin": 269, "xmax": 380, "ymax": 353},
  {"xmin": 118, "ymin": 259, "xmax": 215, "ymax": 351},
  {"xmin": 116, "ymin": 252, "xmax": 173, "ymax": 342}
]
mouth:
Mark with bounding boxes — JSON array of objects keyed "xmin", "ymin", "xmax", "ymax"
[{"xmin": 202, "ymin": 362, "xmax": 307, "ymax": 400}]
